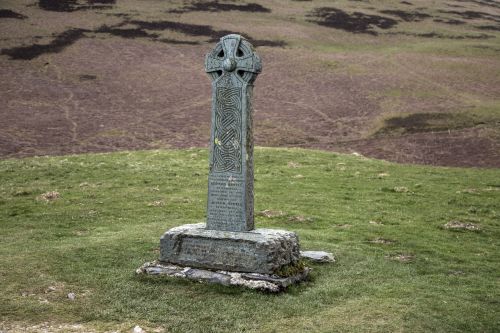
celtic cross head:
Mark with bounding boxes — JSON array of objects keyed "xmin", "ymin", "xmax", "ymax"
[{"xmin": 205, "ymin": 34, "xmax": 262, "ymax": 84}]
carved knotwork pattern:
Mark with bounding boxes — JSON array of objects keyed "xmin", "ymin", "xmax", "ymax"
[
  {"xmin": 212, "ymin": 87, "xmax": 242, "ymax": 173},
  {"xmin": 205, "ymin": 34, "xmax": 261, "ymax": 84}
]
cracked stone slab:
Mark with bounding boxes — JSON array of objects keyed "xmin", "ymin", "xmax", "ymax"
[
  {"xmin": 160, "ymin": 223, "xmax": 301, "ymax": 274},
  {"xmin": 300, "ymin": 250, "xmax": 335, "ymax": 263},
  {"xmin": 136, "ymin": 261, "xmax": 310, "ymax": 293}
]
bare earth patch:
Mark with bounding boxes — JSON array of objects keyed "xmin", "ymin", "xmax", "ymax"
[
  {"xmin": 443, "ymin": 221, "xmax": 481, "ymax": 231},
  {"xmin": 38, "ymin": 191, "xmax": 60, "ymax": 201},
  {"xmin": 257, "ymin": 209, "xmax": 285, "ymax": 218},
  {"xmin": 386, "ymin": 253, "xmax": 415, "ymax": 263},
  {"xmin": 369, "ymin": 237, "xmax": 395, "ymax": 244},
  {"xmin": 288, "ymin": 215, "xmax": 314, "ymax": 222},
  {"xmin": 393, "ymin": 186, "xmax": 410, "ymax": 193},
  {"xmin": 0, "ymin": 321, "xmax": 165, "ymax": 333}
]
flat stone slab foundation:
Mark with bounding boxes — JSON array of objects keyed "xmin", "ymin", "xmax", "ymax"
[
  {"xmin": 160, "ymin": 223, "xmax": 300, "ymax": 274},
  {"xmin": 136, "ymin": 261, "xmax": 310, "ymax": 293}
]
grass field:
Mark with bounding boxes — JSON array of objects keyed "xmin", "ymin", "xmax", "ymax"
[{"xmin": 1, "ymin": 148, "xmax": 499, "ymax": 332}]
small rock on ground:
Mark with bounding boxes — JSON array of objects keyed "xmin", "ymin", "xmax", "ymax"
[{"xmin": 300, "ymin": 251, "xmax": 335, "ymax": 263}]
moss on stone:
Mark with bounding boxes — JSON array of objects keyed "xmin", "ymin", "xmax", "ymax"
[{"xmin": 274, "ymin": 260, "xmax": 306, "ymax": 277}]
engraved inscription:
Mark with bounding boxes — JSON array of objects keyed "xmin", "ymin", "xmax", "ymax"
[
  {"xmin": 213, "ymin": 87, "xmax": 242, "ymax": 173},
  {"xmin": 204, "ymin": 34, "xmax": 261, "ymax": 232},
  {"xmin": 207, "ymin": 173, "xmax": 245, "ymax": 231},
  {"xmin": 179, "ymin": 238, "xmax": 258, "ymax": 268}
]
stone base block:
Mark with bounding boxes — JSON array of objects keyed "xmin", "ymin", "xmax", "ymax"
[
  {"xmin": 136, "ymin": 261, "xmax": 310, "ymax": 293},
  {"xmin": 160, "ymin": 223, "xmax": 300, "ymax": 274}
]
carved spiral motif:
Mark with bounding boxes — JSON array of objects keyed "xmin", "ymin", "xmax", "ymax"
[{"xmin": 213, "ymin": 87, "xmax": 242, "ymax": 173}]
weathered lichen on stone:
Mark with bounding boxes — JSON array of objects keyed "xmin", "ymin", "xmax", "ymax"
[
  {"xmin": 160, "ymin": 223, "xmax": 301, "ymax": 274},
  {"xmin": 205, "ymin": 34, "xmax": 261, "ymax": 232},
  {"xmin": 137, "ymin": 261, "xmax": 311, "ymax": 293}
]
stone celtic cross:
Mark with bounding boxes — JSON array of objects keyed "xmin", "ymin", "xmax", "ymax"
[
  {"xmin": 205, "ymin": 34, "xmax": 262, "ymax": 232},
  {"xmin": 157, "ymin": 37, "xmax": 305, "ymax": 282}
]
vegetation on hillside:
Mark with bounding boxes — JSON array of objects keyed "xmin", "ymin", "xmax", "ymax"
[{"xmin": 1, "ymin": 148, "xmax": 499, "ymax": 332}]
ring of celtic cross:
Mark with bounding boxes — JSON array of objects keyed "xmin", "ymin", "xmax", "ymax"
[{"xmin": 205, "ymin": 34, "xmax": 262, "ymax": 83}]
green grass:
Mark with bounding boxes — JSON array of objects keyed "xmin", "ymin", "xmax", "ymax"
[{"xmin": 1, "ymin": 148, "xmax": 499, "ymax": 332}]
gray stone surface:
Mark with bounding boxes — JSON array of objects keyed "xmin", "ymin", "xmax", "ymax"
[
  {"xmin": 137, "ymin": 261, "xmax": 310, "ymax": 293},
  {"xmin": 155, "ymin": 35, "xmax": 307, "ymax": 285},
  {"xmin": 160, "ymin": 223, "xmax": 300, "ymax": 274},
  {"xmin": 205, "ymin": 34, "xmax": 261, "ymax": 232},
  {"xmin": 300, "ymin": 250, "xmax": 336, "ymax": 263}
]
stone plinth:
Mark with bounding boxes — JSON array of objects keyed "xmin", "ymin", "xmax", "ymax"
[
  {"xmin": 160, "ymin": 223, "xmax": 300, "ymax": 274},
  {"xmin": 137, "ymin": 261, "xmax": 310, "ymax": 293}
]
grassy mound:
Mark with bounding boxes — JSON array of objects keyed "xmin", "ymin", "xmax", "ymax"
[{"xmin": 0, "ymin": 148, "xmax": 499, "ymax": 332}]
